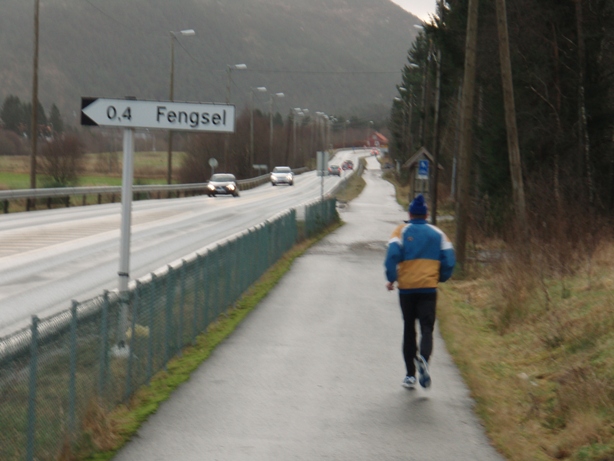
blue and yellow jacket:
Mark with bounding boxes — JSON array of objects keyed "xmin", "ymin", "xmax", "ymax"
[{"xmin": 385, "ymin": 219, "xmax": 456, "ymax": 293}]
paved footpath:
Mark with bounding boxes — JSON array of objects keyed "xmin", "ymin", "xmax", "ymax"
[{"xmin": 113, "ymin": 157, "xmax": 505, "ymax": 461}]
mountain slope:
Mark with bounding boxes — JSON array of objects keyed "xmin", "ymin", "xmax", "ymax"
[{"xmin": 0, "ymin": 0, "xmax": 420, "ymax": 122}]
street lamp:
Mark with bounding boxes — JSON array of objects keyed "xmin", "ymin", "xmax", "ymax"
[
  {"xmin": 368, "ymin": 120, "xmax": 374, "ymax": 147},
  {"xmin": 226, "ymin": 63, "xmax": 247, "ymax": 103},
  {"xmin": 250, "ymin": 86, "xmax": 267, "ymax": 170},
  {"xmin": 292, "ymin": 108, "xmax": 303, "ymax": 166},
  {"xmin": 224, "ymin": 63, "xmax": 247, "ymax": 170},
  {"xmin": 167, "ymin": 28, "xmax": 195, "ymax": 185},
  {"xmin": 268, "ymin": 92, "xmax": 284, "ymax": 169}
]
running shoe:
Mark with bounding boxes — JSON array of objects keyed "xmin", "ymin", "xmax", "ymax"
[
  {"xmin": 402, "ymin": 375, "xmax": 417, "ymax": 389},
  {"xmin": 414, "ymin": 355, "xmax": 431, "ymax": 389}
]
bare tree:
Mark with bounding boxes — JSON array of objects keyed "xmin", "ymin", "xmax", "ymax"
[{"xmin": 39, "ymin": 134, "xmax": 85, "ymax": 186}]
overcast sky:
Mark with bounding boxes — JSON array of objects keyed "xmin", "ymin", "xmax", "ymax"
[{"xmin": 389, "ymin": 0, "xmax": 437, "ymax": 21}]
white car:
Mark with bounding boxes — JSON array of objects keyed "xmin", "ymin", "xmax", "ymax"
[{"xmin": 270, "ymin": 166, "xmax": 294, "ymax": 186}]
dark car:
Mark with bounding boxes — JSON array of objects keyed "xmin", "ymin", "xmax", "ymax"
[
  {"xmin": 328, "ymin": 165, "xmax": 341, "ymax": 176},
  {"xmin": 270, "ymin": 166, "xmax": 294, "ymax": 186},
  {"xmin": 206, "ymin": 173, "xmax": 240, "ymax": 197},
  {"xmin": 342, "ymin": 160, "xmax": 354, "ymax": 170}
]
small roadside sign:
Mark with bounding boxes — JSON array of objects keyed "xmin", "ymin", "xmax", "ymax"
[
  {"xmin": 418, "ymin": 159, "xmax": 429, "ymax": 179},
  {"xmin": 81, "ymin": 97, "xmax": 235, "ymax": 133}
]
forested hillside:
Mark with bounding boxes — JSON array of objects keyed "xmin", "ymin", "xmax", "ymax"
[
  {"xmin": 389, "ymin": 0, "xmax": 614, "ymax": 220},
  {"xmin": 0, "ymin": 0, "xmax": 420, "ymax": 124}
]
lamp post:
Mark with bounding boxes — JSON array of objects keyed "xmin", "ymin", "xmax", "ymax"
[
  {"xmin": 268, "ymin": 92, "xmax": 284, "ymax": 169},
  {"xmin": 250, "ymin": 86, "xmax": 267, "ymax": 170},
  {"xmin": 292, "ymin": 108, "xmax": 303, "ymax": 166},
  {"xmin": 368, "ymin": 120, "xmax": 374, "ymax": 147},
  {"xmin": 167, "ymin": 29, "xmax": 195, "ymax": 185},
  {"xmin": 224, "ymin": 63, "xmax": 247, "ymax": 170},
  {"xmin": 343, "ymin": 119, "xmax": 350, "ymax": 148}
]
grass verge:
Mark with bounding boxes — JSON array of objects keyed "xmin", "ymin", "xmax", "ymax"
[{"xmin": 437, "ymin": 236, "xmax": 614, "ymax": 460}]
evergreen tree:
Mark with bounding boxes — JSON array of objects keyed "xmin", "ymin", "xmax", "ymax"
[
  {"xmin": 49, "ymin": 104, "xmax": 64, "ymax": 134},
  {"xmin": 1, "ymin": 95, "xmax": 25, "ymax": 134}
]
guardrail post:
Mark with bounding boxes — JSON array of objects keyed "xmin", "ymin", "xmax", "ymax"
[
  {"xmin": 2, "ymin": 199, "xmax": 8, "ymax": 213},
  {"xmin": 69, "ymin": 301, "xmax": 78, "ymax": 437},
  {"xmin": 26, "ymin": 315, "xmax": 39, "ymax": 461}
]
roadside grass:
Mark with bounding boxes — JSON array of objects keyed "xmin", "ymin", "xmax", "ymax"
[
  {"xmin": 63, "ymin": 221, "xmax": 344, "ymax": 461},
  {"xmin": 334, "ymin": 158, "xmax": 367, "ymax": 203},
  {"xmin": 0, "ymin": 151, "xmax": 183, "ymax": 190},
  {"xmin": 437, "ymin": 229, "xmax": 614, "ymax": 461}
]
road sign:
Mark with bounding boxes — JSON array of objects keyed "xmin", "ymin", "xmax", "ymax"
[
  {"xmin": 209, "ymin": 158, "xmax": 218, "ymax": 168},
  {"xmin": 81, "ymin": 98, "xmax": 235, "ymax": 132},
  {"xmin": 418, "ymin": 159, "xmax": 429, "ymax": 179}
]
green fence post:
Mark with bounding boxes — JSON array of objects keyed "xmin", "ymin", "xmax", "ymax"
[
  {"xmin": 26, "ymin": 316, "xmax": 39, "ymax": 461},
  {"xmin": 69, "ymin": 301, "xmax": 78, "ymax": 437},
  {"xmin": 99, "ymin": 291, "xmax": 109, "ymax": 400},
  {"xmin": 202, "ymin": 251, "xmax": 211, "ymax": 329},
  {"xmin": 178, "ymin": 261, "xmax": 186, "ymax": 354},
  {"xmin": 225, "ymin": 241, "xmax": 233, "ymax": 306},
  {"xmin": 125, "ymin": 289, "xmax": 137, "ymax": 401},
  {"xmin": 164, "ymin": 266, "xmax": 174, "ymax": 366},
  {"xmin": 193, "ymin": 257, "xmax": 201, "ymax": 342},
  {"xmin": 146, "ymin": 279, "xmax": 154, "ymax": 384}
]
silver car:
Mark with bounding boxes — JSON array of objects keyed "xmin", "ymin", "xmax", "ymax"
[{"xmin": 270, "ymin": 166, "xmax": 294, "ymax": 186}]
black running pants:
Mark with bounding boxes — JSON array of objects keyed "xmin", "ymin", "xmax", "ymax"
[{"xmin": 399, "ymin": 292, "xmax": 437, "ymax": 377}]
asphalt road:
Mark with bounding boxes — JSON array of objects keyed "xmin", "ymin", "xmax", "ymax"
[
  {"xmin": 0, "ymin": 150, "xmax": 360, "ymax": 338},
  {"xmin": 112, "ymin": 157, "xmax": 505, "ymax": 461}
]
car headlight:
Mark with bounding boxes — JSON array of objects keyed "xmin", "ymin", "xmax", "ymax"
[
  {"xmin": 227, "ymin": 184, "xmax": 236, "ymax": 191},
  {"xmin": 207, "ymin": 184, "xmax": 214, "ymax": 190}
]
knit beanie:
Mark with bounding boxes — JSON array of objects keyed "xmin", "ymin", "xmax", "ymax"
[{"xmin": 409, "ymin": 194, "xmax": 427, "ymax": 216}]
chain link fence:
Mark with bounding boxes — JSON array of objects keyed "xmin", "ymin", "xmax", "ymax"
[{"xmin": 0, "ymin": 199, "xmax": 338, "ymax": 460}]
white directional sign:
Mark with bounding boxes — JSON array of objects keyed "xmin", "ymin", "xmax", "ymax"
[{"xmin": 81, "ymin": 98, "xmax": 235, "ymax": 132}]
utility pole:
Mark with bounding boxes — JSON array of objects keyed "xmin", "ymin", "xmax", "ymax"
[
  {"xmin": 455, "ymin": 0, "xmax": 480, "ymax": 270},
  {"xmin": 430, "ymin": 1, "xmax": 444, "ymax": 224},
  {"xmin": 30, "ymin": 0, "xmax": 40, "ymax": 194},
  {"xmin": 495, "ymin": 0, "xmax": 528, "ymax": 236}
]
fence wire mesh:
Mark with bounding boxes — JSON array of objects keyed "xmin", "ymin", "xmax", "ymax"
[{"xmin": 0, "ymin": 202, "xmax": 337, "ymax": 460}]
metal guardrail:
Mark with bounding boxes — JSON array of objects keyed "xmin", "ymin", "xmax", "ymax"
[{"xmin": 0, "ymin": 167, "xmax": 309, "ymax": 211}]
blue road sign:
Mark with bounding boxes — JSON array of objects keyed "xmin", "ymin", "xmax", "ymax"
[{"xmin": 418, "ymin": 159, "xmax": 429, "ymax": 179}]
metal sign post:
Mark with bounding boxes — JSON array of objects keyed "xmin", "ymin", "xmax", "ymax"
[
  {"xmin": 209, "ymin": 158, "xmax": 218, "ymax": 176},
  {"xmin": 116, "ymin": 128, "xmax": 134, "ymax": 350},
  {"xmin": 82, "ymin": 97, "xmax": 235, "ymax": 353}
]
